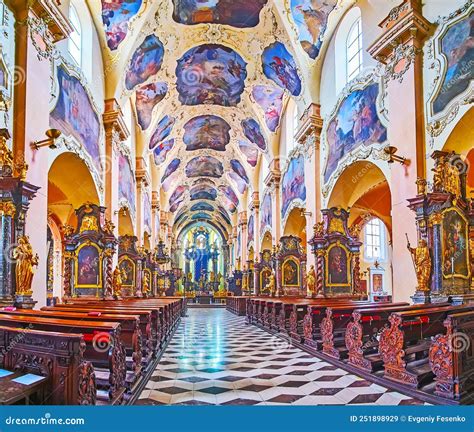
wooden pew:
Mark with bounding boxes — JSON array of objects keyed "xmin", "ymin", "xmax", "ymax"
[
  {"xmin": 0, "ymin": 309, "xmax": 143, "ymax": 391},
  {"xmin": 319, "ymin": 302, "xmax": 409, "ymax": 359},
  {"xmin": 344, "ymin": 303, "xmax": 450, "ymax": 372},
  {"xmin": 429, "ymin": 311, "xmax": 474, "ymax": 402},
  {"xmin": 0, "ymin": 314, "xmax": 126, "ymax": 404},
  {"xmin": 0, "ymin": 325, "xmax": 96, "ymax": 405},
  {"xmin": 227, "ymin": 296, "xmax": 247, "ymax": 316},
  {"xmin": 379, "ymin": 304, "xmax": 474, "ymax": 388}
]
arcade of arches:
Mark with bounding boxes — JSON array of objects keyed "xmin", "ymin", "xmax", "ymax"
[{"xmin": 0, "ymin": 0, "xmax": 473, "ymax": 407}]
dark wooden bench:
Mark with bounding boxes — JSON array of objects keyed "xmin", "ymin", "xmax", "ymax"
[
  {"xmin": 429, "ymin": 310, "xmax": 474, "ymax": 402},
  {"xmin": 0, "ymin": 325, "xmax": 96, "ymax": 405},
  {"xmin": 379, "ymin": 304, "xmax": 474, "ymax": 388},
  {"xmin": 0, "ymin": 314, "xmax": 126, "ymax": 404}
]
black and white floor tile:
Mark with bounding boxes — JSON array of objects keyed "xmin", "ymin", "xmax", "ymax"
[{"xmin": 136, "ymin": 309, "xmax": 425, "ymax": 406}]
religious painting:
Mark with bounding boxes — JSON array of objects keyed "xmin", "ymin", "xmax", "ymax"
[
  {"xmin": 261, "ymin": 267, "xmax": 271, "ymax": 291},
  {"xmin": 432, "ymin": 11, "xmax": 474, "ymax": 115},
  {"xmin": 372, "ymin": 273, "xmax": 383, "ymax": 293},
  {"xmin": 149, "ymin": 115, "xmax": 175, "ymax": 150},
  {"xmin": 118, "ymin": 153, "xmax": 136, "ymax": 214},
  {"xmin": 218, "ymin": 206, "xmax": 231, "ymax": 224},
  {"xmin": 219, "ymin": 185, "xmax": 239, "ymax": 207},
  {"xmin": 119, "ymin": 258, "xmax": 135, "ymax": 287},
  {"xmin": 125, "ymin": 35, "xmax": 165, "ymax": 90},
  {"xmin": 323, "ymin": 82, "xmax": 387, "ymax": 182},
  {"xmin": 248, "ymin": 213, "xmax": 254, "ymax": 244},
  {"xmin": 169, "ymin": 185, "xmax": 188, "ymax": 207},
  {"xmin": 190, "ymin": 185, "xmax": 218, "ymax": 201},
  {"xmin": 230, "ymin": 159, "xmax": 249, "ymax": 184},
  {"xmin": 172, "ymin": 0, "xmax": 267, "ymax": 28},
  {"xmin": 176, "ymin": 44, "xmax": 247, "ymax": 106},
  {"xmin": 252, "ymin": 85, "xmax": 285, "ymax": 132},
  {"xmin": 161, "ymin": 158, "xmax": 181, "ymax": 183},
  {"xmin": 281, "ymin": 155, "xmax": 306, "ymax": 218},
  {"xmin": 191, "ymin": 202, "xmax": 214, "ymax": 212},
  {"xmin": 260, "ymin": 192, "xmax": 272, "ymax": 232},
  {"xmin": 50, "ymin": 67, "xmax": 101, "ymax": 171},
  {"xmin": 76, "ymin": 244, "xmax": 101, "ymax": 287},
  {"xmin": 143, "ymin": 191, "xmax": 152, "ymax": 230},
  {"xmin": 327, "ymin": 245, "xmax": 349, "ymax": 285},
  {"xmin": 290, "ymin": 0, "xmax": 336, "ymax": 59},
  {"xmin": 183, "ymin": 115, "xmax": 230, "ymax": 151},
  {"xmin": 153, "ymin": 139, "xmax": 175, "ymax": 165},
  {"xmin": 136, "ymin": 82, "xmax": 168, "ymax": 130},
  {"xmin": 101, "ymin": 0, "xmax": 143, "ymax": 51},
  {"xmin": 239, "ymin": 140, "xmax": 258, "ymax": 167},
  {"xmin": 192, "ymin": 212, "xmax": 212, "ymax": 221},
  {"xmin": 228, "ymin": 172, "xmax": 247, "ymax": 194},
  {"xmin": 261, "ymin": 42, "xmax": 302, "ymax": 96},
  {"xmin": 185, "ymin": 156, "xmax": 224, "ymax": 178},
  {"xmin": 282, "ymin": 258, "xmax": 299, "ymax": 286},
  {"xmin": 442, "ymin": 208, "xmax": 470, "ymax": 279},
  {"xmin": 242, "ymin": 118, "xmax": 267, "ymax": 151}
]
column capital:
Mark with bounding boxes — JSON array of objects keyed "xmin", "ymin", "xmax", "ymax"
[
  {"xmin": 249, "ymin": 192, "xmax": 260, "ymax": 211},
  {"xmin": 238, "ymin": 211, "xmax": 247, "ymax": 227},
  {"xmin": 368, "ymin": 0, "xmax": 435, "ymax": 64},
  {"xmin": 264, "ymin": 158, "xmax": 281, "ymax": 190},
  {"xmin": 135, "ymin": 156, "xmax": 151, "ymax": 188},
  {"xmin": 151, "ymin": 190, "xmax": 160, "ymax": 211},
  {"xmin": 295, "ymin": 103, "xmax": 323, "ymax": 155},
  {"xmin": 103, "ymin": 99, "xmax": 130, "ymax": 142}
]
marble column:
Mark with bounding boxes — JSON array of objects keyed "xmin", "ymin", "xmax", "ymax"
[{"xmin": 265, "ymin": 158, "xmax": 282, "ymax": 245}]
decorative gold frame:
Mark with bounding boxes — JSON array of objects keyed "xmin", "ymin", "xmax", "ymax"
[
  {"xmin": 441, "ymin": 206, "xmax": 471, "ymax": 280},
  {"xmin": 74, "ymin": 242, "xmax": 102, "ymax": 289},
  {"xmin": 282, "ymin": 257, "xmax": 300, "ymax": 287},
  {"xmin": 325, "ymin": 243, "xmax": 351, "ymax": 287},
  {"xmin": 260, "ymin": 267, "xmax": 271, "ymax": 291},
  {"xmin": 118, "ymin": 256, "xmax": 136, "ymax": 288}
]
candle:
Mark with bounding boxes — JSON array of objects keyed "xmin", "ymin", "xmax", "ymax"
[{"xmin": 451, "ymin": 256, "xmax": 454, "ymax": 275}]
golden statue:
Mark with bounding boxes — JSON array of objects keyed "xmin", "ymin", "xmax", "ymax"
[
  {"xmin": 313, "ymin": 221, "xmax": 325, "ymax": 237},
  {"xmin": 266, "ymin": 271, "xmax": 276, "ymax": 297},
  {"xmin": 445, "ymin": 160, "xmax": 461, "ymax": 199},
  {"xmin": 0, "ymin": 135, "xmax": 14, "ymax": 170},
  {"xmin": 329, "ymin": 217, "xmax": 345, "ymax": 235},
  {"xmin": 112, "ymin": 267, "xmax": 124, "ymax": 296},
  {"xmin": 142, "ymin": 272, "xmax": 150, "ymax": 294},
  {"xmin": 306, "ymin": 264, "xmax": 316, "ymax": 297},
  {"xmin": 209, "ymin": 271, "xmax": 215, "ymax": 283},
  {"xmin": 103, "ymin": 219, "xmax": 115, "ymax": 235},
  {"xmin": 406, "ymin": 236, "xmax": 431, "ymax": 292},
  {"xmin": 13, "ymin": 236, "xmax": 39, "ymax": 296},
  {"xmin": 80, "ymin": 215, "xmax": 99, "ymax": 233},
  {"xmin": 432, "ymin": 155, "xmax": 445, "ymax": 192}
]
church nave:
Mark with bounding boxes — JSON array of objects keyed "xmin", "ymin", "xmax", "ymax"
[{"xmin": 136, "ymin": 309, "xmax": 424, "ymax": 406}]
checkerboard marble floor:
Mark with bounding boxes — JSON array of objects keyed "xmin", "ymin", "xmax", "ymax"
[{"xmin": 136, "ymin": 309, "xmax": 425, "ymax": 405}]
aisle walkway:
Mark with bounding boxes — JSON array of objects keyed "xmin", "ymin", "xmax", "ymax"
[{"xmin": 136, "ymin": 309, "xmax": 424, "ymax": 405}]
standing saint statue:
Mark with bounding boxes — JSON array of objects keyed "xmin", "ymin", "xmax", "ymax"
[
  {"xmin": 266, "ymin": 271, "xmax": 276, "ymax": 297},
  {"xmin": 406, "ymin": 236, "xmax": 432, "ymax": 292},
  {"xmin": 306, "ymin": 264, "xmax": 316, "ymax": 297},
  {"xmin": 112, "ymin": 267, "xmax": 124, "ymax": 297},
  {"xmin": 13, "ymin": 236, "xmax": 39, "ymax": 296},
  {"xmin": 142, "ymin": 272, "xmax": 151, "ymax": 296}
]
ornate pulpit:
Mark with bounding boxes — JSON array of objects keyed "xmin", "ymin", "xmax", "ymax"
[
  {"xmin": 275, "ymin": 235, "xmax": 307, "ymax": 297},
  {"xmin": 309, "ymin": 207, "xmax": 364, "ymax": 297},
  {"xmin": 253, "ymin": 249, "xmax": 273, "ymax": 295},
  {"xmin": 408, "ymin": 151, "xmax": 473, "ymax": 304},
  {"xmin": 0, "ymin": 130, "xmax": 40, "ymax": 308},
  {"xmin": 63, "ymin": 203, "xmax": 117, "ymax": 298},
  {"xmin": 118, "ymin": 235, "xmax": 145, "ymax": 297}
]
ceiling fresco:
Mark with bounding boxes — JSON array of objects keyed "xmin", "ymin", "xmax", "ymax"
[
  {"xmin": 183, "ymin": 115, "xmax": 231, "ymax": 151},
  {"xmin": 90, "ymin": 0, "xmax": 353, "ymax": 232},
  {"xmin": 190, "ymin": 202, "xmax": 214, "ymax": 212}
]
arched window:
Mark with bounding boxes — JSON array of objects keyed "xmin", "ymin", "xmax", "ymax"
[
  {"xmin": 346, "ymin": 17, "xmax": 362, "ymax": 82},
  {"xmin": 68, "ymin": 4, "xmax": 82, "ymax": 66},
  {"xmin": 363, "ymin": 218, "xmax": 386, "ymax": 261}
]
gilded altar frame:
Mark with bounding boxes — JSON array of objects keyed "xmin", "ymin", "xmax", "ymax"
[
  {"xmin": 74, "ymin": 242, "xmax": 103, "ymax": 289},
  {"xmin": 324, "ymin": 242, "xmax": 351, "ymax": 289}
]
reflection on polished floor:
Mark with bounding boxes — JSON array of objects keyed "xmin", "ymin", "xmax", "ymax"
[{"xmin": 136, "ymin": 309, "xmax": 425, "ymax": 405}]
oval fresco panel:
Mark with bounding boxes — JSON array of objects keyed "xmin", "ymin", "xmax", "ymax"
[
  {"xmin": 153, "ymin": 139, "xmax": 175, "ymax": 166},
  {"xmin": 190, "ymin": 185, "xmax": 218, "ymax": 201},
  {"xmin": 185, "ymin": 156, "xmax": 224, "ymax": 178},
  {"xmin": 242, "ymin": 118, "xmax": 266, "ymax": 151},
  {"xmin": 290, "ymin": 0, "xmax": 336, "ymax": 59},
  {"xmin": 161, "ymin": 158, "xmax": 181, "ymax": 183},
  {"xmin": 183, "ymin": 115, "xmax": 231, "ymax": 151},
  {"xmin": 238, "ymin": 140, "xmax": 258, "ymax": 167},
  {"xmin": 191, "ymin": 202, "xmax": 214, "ymax": 212},
  {"xmin": 102, "ymin": 0, "xmax": 143, "ymax": 51},
  {"xmin": 172, "ymin": 0, "xmax": 267, "ymax": 28},
  {"xmin": 192, "ymin": 212, "xmax": 212, "ymax": 221},
  {"xmin": 260, "ymin": 192, "xmax": 272, "ymax": 232},
  {"xmin": 136, "ymin": 82, "xmax": 168, "ymax": 130},
  {"xmin": 261, "ymin": 42, "xmax": 301, "ymax": 96},
  {"xmin": 228, "ymin": 172, "xmax": 247, "ymax": 194},
  {"xmin": 149, "ymin": 115, "xmax": 175, "ymax": 150},
  {"xmin": 323, "ymin": 82, "xmax": 387, "ymax": 183},
  {"xmin": 252, "ymin": 85, "xmax": 284, "ymax": 132},
  {"xmin": 176, "ymin": 44, "xmax": 247, "ymax": 107},
  {"xmin": 281, "ymin": 155, "xmax": 306, "ymax": 218},
  {"xmin": 218, "ymin": 206, "xmax": 231, "ymax": 224},
  {"xmin": 230, "ymin": 159, "xmax": 249, "ymax": 183},
  {"xmin": 219, "ymin": 185, "xmax": 239, "ymax": 213},
  {"xmin": 169, "ymin": 185, "xmax": 188, "ymax": 207},
  {"xmin": 125, "ymin": 35, "xmax": 165, "ymax": 90}
]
